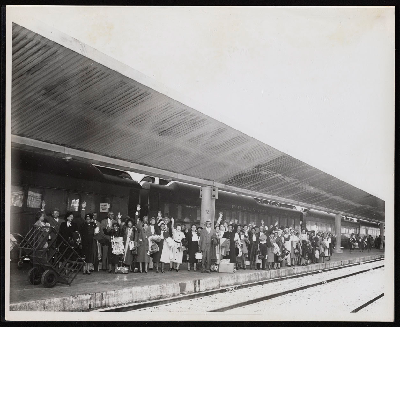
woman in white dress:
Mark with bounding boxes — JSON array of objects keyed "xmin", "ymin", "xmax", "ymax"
[
  {"xmin": 290, "ymin": 230, "xmax": 299, "ymax": 266},
  {"xmin": 171, "ymin": 218, "xmax": 186, "ymax": 272},
  {"xmin": 283, "ymin": 228, "xmax": 292, "ymax": 266},
  {"xmin": 160, "ymin": 221, "xmax": 174, "ymax": 271},
  {"xmin": 322, "ymin": 234, "xmax": 330, "ymax": 258}
]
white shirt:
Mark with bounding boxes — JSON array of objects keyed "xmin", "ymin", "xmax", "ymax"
[
  {"xmin": 67, "ymin": 222, "xmax": 71, "ymax": 227},
  {"xmin": 150, "ymin": 225, "xmax": 155, "ymax": 234},
  {"xmin": 206, "ymin": 227, "xmax": 211, "ymax": 233},
  {"xmin": 253, "ymin": 234, "xmax": 257, "ymax": 241},
  {"xmin": 192, "ymin": 232, "xmax": 199, "ymax": 241}
]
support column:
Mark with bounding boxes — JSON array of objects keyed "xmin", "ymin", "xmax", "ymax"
[
  {"xmin": 200, "ymin": 186, "xmax": 215, "ymax": 226},
  {"xmin": 380, "ymin": 222, "xmax": 385, "ymax": 250},
  {"xmin": 334, "ymin": 214, "xmax": 343, "ymax": 253}
]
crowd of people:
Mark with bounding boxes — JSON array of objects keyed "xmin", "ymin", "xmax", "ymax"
[
  {"xmin": 31, "ymin": 202, "xmax": 383, "ymax": 275},
  {"xmin": 348, "ymin": 232, "xmax": 383, "ymax": 252}
]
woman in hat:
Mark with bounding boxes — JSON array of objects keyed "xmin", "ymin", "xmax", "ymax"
[
  {"xmin": 248, "ymin": 226, "xmax": 259, "ymax": 269},
  {"xmin": 121, "ymin": 218, "xmax": 137, "ymax": 272},
  {"xmin": 148, "ymin": 217, "xmax": 163, "ymax": 273},
  {"xmin": 171, "ymin": 218, "xmax": 185, "ymax": 272},
  {"xmin": 186, "ymin": 223, "xmax": 200, "ymax": 271},
  {"xmin": 80, "ymin": 213, "xmax": 97, "ymax": 274},
  {"xmin": 235, "ymin": 227, "xmax": 249, "ymax": 270},
  {"xmin": 274, "ymin": 230, "xmax": 283, "ymax": 269},
  {"xmin": 258, "ymin": 231, "xmax": 268, "ymax": 270},
  {"xmin": 283, "ymin": 228, "xmax": 292, "ymax": 266},
  {"xmin": 32, "ymin": 211, "xmax": 51, "ymax": 250},
  {"xmin": 266, "ymin": 232, "xmax": 276, "ymax": 270},
  {"xmin": 290, "ymin": 230, "xmax": 299, "ymax": 266},
  {"xmin": 159, "ymin": 220, "xmax": 173, "ymax": 273},
  {"xmin": 136, "ymin": 218, "xmax": 151, "ymax": 273},
  {"xmin": 108, "ymin": 222, "xmax": 124, "ymax": 273}
]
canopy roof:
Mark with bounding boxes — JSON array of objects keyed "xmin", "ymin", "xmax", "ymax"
[{"xmin": 11, "ymin": 23, "xmax": 385, "ymax": 222}]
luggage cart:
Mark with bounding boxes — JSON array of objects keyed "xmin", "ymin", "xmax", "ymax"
[
  {"xmin": 18, "ymin": 226, "xmax": 52, "ymax": 270},
  {"xmin": 20, "ymin": 226, "xmax": 85, "ymax": 288}
]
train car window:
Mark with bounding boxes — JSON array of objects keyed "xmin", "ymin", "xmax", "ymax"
[
  {"xmin": 11, "ymin": 185, "xmax": 24, "ymax": 207},
  {"xmin": 164, "ymin": 203, "xmax": 170, "ymax": 218},
  {"xmin": 81, "ymin": 193, "xmax": 96, "ymax": 214},
  {"xmin": 196, "ymin": 207, "xmax": 201, "ymax": 222},
  {"xmin": 27, "ymin": 188, "xmax": 42, "ymax": 208},
  {"xmin": 111, "ymin": 196, "xmax": 128, "ymax": 218},
  {"xmin": 67, "ymin": 193, "xmax": 80, "ymax": 212},
  {"xmin": 44, "ymin": 188, "xmax": 68, "ymax": 215}
]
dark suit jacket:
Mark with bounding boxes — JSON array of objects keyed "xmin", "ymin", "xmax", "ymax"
[
  {"xmin": 59, "ymin": 221, "xmax": 78, "ymax": 243},
  {"xmin": 249, "ymin": 232, "xmax": 259, "ymax": 251},
  {"xmin": 47, "ymin": 215, "xmax": 64, "ymax": 243},
  {"xmin": 47, "ymin": 215, "xmax": 64, "ymax": 232}
]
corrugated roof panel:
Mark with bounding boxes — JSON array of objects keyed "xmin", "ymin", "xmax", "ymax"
[{"xmin": 11, "ymin": 23, "xmax": 385, "ymax": 222}]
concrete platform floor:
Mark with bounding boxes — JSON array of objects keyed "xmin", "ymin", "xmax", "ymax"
[{"xmin": 9, "ymin": 248, "xmax": 384, "ymax": 306}]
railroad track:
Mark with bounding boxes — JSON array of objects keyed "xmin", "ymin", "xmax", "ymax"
[{"xmin": 98, "ymin": 256, "xmax": 384, "ymax": 313}]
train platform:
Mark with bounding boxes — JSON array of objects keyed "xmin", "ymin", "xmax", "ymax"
[{"xmin": 9, "ymin": 248, "xmax": 385, "ymax": 312}]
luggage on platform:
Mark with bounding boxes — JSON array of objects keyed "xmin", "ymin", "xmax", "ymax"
[
  {"xmin": 115, "ymin": 261, "xmax": 129, "ymax": 274},
  {"xmin": 219, "ymin": 259, "xmax": 236, "ymax": 273}
]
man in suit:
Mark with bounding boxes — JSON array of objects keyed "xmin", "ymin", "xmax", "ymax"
[
  {"xmin": 100, "ymin": 211, "xmax": 117, "ymax": 271},
  {"xmin": 45, "ymin": 207, "xmax": 64, "ymax": 245},
  {"xmin": 199, "ymin": 220, "xmax": 214, "ymax": 273},
  {"xmin": 248, "ymin": 226, "xmax": 259, "ymax": 269},
  {"xmin": 47, "ymin": 208, "xmax": 64, "ymax": 231}
]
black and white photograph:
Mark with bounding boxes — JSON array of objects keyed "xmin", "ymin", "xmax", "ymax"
[{"xmin": 4, "ymin": 6, "xmax": 395, "ymax": 322}]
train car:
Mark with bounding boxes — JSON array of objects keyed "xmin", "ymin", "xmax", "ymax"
[
  {"xmin": 143, "ymin": 180, "xmax": 302, "ymax": 230},
  {"xmin": 11, "ymin": 148, "xmax": 381, "ymax": 244},
  {"xmin": 10, "ymin": 148, "xmax": 141, "ymax": 236}
]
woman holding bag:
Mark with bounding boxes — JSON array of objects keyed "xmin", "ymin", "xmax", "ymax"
[
  {"xmin": 186, "ymin": 223, "xmax": 200, "ymax": 271},
  {"xmin": 136, "ymin": 218, "xmax": 151, "ymax": 273},
  {"xmin": 171, "ymin": 218, "xmax": 185, "ymax": 272},
  {"xmin": 159, "ymin": 220, "xmax": 173, "ymax": 273},
  {"xmin": 121, "ymin": 218, "xmax": 137, "ymax": 272}
]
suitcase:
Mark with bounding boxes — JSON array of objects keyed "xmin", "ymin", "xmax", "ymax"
[{"xmin": 219, "ymin": 259, "xmax": 236, "ymax": 273}]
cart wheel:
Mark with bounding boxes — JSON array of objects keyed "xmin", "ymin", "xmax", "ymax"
[
  {"xmin": 28, "ymin": 267, "xmax": 42, "ymax": 285},
  {"xmin": 41, "ymin": 269, "xmax": 58, "ymax": 288}
]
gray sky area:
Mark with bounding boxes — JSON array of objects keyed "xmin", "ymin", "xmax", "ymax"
[{"xmin": 8, "ymin": 6, "xmax": 395, "ymax": 200}]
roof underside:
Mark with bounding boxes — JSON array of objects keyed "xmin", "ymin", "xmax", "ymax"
[{"xmin": 11, "ymin": 23, "xmax": 385, "ymax": 222}]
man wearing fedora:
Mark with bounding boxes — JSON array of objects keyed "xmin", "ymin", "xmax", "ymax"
[{"xmin": 199, "ymin": 220, "xmax": 214, "ymax": 273}]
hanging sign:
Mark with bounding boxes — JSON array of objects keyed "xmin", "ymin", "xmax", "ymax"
[
  {"xmin": 100, "ymin": 203, "xmax": 110, "ymax": 212},
  {"xmin": 27, "ymin": 190, "xmax": 42, "ymax": 208}
]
